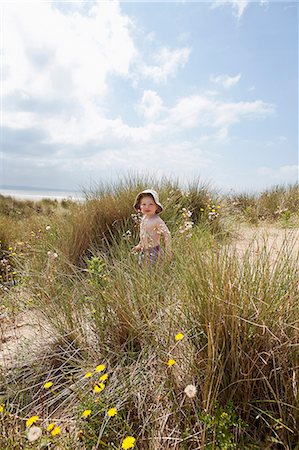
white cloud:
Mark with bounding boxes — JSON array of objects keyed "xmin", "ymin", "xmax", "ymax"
[
  {"xmin": 87, "ymin": 141, "xmax": 212, "ymax": 179},
  {"xmin": 137, "ymin": 90, "xmax": 164, "ymax": 120},
  {"xmin": 166, "ymin": 94, "xmax": 275, "ymax": 138},
  {"xmin": 211, "ymin": 0, "xmax": 250, "ymax": 20},
  {"xmin": 210, "ymin": 73, "xmax": 241, "ymax": 89},
  {"xmin": 3, "ymin": 1, "xmax": 136, "ymax": 104},
  {"xmin": 3, "ymin": 137, "xmax": 212, "ymax": 189},
  {"xmin": 3, "ymin": 2, "xmax": 192, "ymax": 149},
  {"xmin": 167, "ymin": 95, "xmax": 211, "ymax": 129},
  {"xmin": 140, "ymin": 46, "xmax": 191, "ymax": 83},
  {"xmin": 3, "ymin": 0, "xmax": 142, "ymax": 150},
  {"xmin": 257, "ymin": 165, "xmax": 299, "ymax": 182},
  {"xmin": 212, "ymin": 99, "xmax": 274, "ymax": 127},
  {"xmin": 211, "ymin": 0, "xmax": 267, "ymax": 20}
]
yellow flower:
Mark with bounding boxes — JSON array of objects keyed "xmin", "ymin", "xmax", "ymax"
[
  {"xmin": 122, "ymin": 436, "xmax": 136, "ymax": 449},
  {"xmin": 94, "ymin": 382, "xmax": 105, "ymax": 393},
  {"xmin": 47, "ymin": 423, "xmax": 55, "ymax": 432},
  {"xmin": 95, "ymin": 364, "xmax": 106, "ymax": 372},
  {"xmin": 175, "ymin": 333, "xmax": 184, "ymax": 341},
  {"xmin": 82, "ymin": 409, "xmax": 91, "ymax": 418},
  {"xmin": 44, "ymin": 381, "xmax": 53, "ymax": 389},
  {"xmin": 99, "ymin": 373, "xmax": 108, "ymax": 382},
  {"xmin": 167, "ymin": 359, "xmax": 176, "ymax": 367},
  {"xmin": 51, "ymin": 426, "xmax": 61, "ymax": 436},
  {"xmin": 107, "ymin": 407, "xmax": 117, "ymax": 417},
  {"xmin": 0, "ymin": 405, "xmax": 4, "ymax": 413},
  {"xmin": 84, "ymin": 372, "xmax": 93, "ymax": 378},
  {"xmin": 26, "ymin": 415, "xmax": 38, "ymax": 427}
]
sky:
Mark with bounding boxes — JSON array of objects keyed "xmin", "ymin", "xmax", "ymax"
[{"xmin": 1, "ymin": 0, "xmax": 298, "ymax": 193}]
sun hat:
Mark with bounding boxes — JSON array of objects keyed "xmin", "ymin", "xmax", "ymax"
[{"xmin": 133, "ymin": 189, "xmax": 163, "ymax": 213}]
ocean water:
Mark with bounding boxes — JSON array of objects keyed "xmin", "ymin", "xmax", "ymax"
[{"xmin": 0, "ymin": 187, "xmax": 85, "ymax": 202}]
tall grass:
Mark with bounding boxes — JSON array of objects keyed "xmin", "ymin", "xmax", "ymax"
[
  {"xmin": 61, "ymin": 175, "xmax": 216, "ymax": 265},
  {"xmin": 226, "ymin": 183, "xmax": 299, "ymax": 225},
  {"xmin": 0, "ymin": 178, "xmax": 298, "ymax": 449}
]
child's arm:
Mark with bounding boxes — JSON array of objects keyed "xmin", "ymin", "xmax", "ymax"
[
  {"xmin": 132, "ymin": 217, "xmax": 143, "ymax": 253},
  {"xmin": 156, "ymin": 219, "xmax": 172, "ymax": 257}
]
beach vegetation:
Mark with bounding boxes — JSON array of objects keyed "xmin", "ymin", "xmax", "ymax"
[{"xmin": 0, "ymin": 177, "xmax": 298, "ymax": 448}]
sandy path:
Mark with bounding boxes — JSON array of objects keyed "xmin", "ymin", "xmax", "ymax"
[
  {"xmin": 0, "ymin": 309, "xmax": 53, "ymax": 369},
  {"xmin": 231, "ymin": 224, "xmax": 299, "ymax": 261}
]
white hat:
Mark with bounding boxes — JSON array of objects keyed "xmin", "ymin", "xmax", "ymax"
[{"xmin": 133, "ymin": 189, "xmax": 163, "ymax": 213}]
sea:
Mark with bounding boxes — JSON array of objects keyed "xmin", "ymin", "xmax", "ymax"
[{"xmin": 0, "ymin": 185, "xmax": 85, "ymax": 202}]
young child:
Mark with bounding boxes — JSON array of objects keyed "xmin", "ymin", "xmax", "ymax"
[{"xmin": 132, "ymin": 189, "xmax": 172, "ymax": 264}]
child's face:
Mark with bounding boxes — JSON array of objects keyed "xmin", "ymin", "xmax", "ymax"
[{"xmin": 139, "ymin": 195, "xmax": 158, "ymax": 217}]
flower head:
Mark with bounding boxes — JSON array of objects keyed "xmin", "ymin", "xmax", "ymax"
[
  {"xmin": 95, "ymin": 364, "xmax": 106, "ymax": 372},
  {"xmin": 167, "ymin": 359, "xmax": 176, "ymax": 367},
  {"xmin": 47, "ymin": 250, "xmax": 58, "ymax": 258},
  {"xmin": 0, "ymin": 405, "xmax": 4, "ymax": 413},
  {"xmin": 94, "ymin": 382, "xmax": 105, "ymax": 393},
  {"xmin": 184, "ymin": 384, "xmax": 197, "ymax": 398},
  {"xmin": 44, "ymin": 381, "xmax": 53, "ymax": 389},
  {"xmin": 47, "ymin": 423, "xmax": 55, "ymax": 432},
  {"xmin": 175, "ymin": 333, "xmax": 184, "ymax": 341},
  {"xmin": 27, "ymin": 426, "xmax": 42, "ymax": 442},
  {"xmin": 107, "ymin": 407, "xmax": 117, "ymax": 417},
  {"xmin": 84, "ymin": 372, "xmax": 93, "ymax": 378},
  {"xmin": 99, "ymin": 373, "xmax": 108, "ymax": 382},
  {"xmin": 51, "ymin": 426, "xmax": 61, "ymax": 436},
  {"xmin": 82, "ymin": 409, "xmax": 91, "ymax": 418},
  {"xmin": 26, "ymin": 415, "xmax": 38, "ymax": 427},
  {"xmin": 122, "ymin": 436, "xmax": 136, "ymax": 449}
]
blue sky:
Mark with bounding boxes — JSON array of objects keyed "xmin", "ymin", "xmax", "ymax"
[{"xmin": 1, "ymin": 0, "xmax": 298, "ymax": 193}]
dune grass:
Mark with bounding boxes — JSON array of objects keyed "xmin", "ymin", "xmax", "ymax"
[
  {"xmin": 0, "ymin": 178, "xmax": 298, "ymax": 449},
  {"xmin": 226, "ymin": 183, "xmax": 299, "ymax": 226}
]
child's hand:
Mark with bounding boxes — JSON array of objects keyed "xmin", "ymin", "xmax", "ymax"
[{"xmin": 131, "ymin": 245, "xmax": 141, "ymax": 254}]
